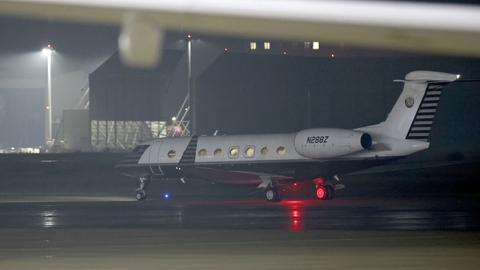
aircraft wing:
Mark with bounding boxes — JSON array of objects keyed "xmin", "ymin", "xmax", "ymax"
[{"xmin": 1, "ymin": 0, "xmax": 480, "ymax": 67}]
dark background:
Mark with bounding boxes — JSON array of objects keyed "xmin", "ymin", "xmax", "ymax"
[
  {"xmin": 1, "ymin": 7, "xmax": 480, "ymax": 161},
  {"xmin": 90, "ymin": 50, "xmax": 480, "ymax": 161}
]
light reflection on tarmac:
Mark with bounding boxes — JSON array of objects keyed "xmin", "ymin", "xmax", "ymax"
[
  {"xmin": 0, "ymin": 194, "xmax": 479, "ymax": 269},
  {"xmin": 0, "ymin": 194, "xmax": 135, "ymax": 203},
  {"xmin": 0, "ymin": 195, "xmax": 478, "ymax": 230}
]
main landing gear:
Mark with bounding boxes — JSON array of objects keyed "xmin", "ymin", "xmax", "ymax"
[
  {"xmin": 313, "ymin": 177, "xmax": 337, "ymax": 200},
  {"xmin": 263, "ymin": 178, "xmax": 338, "ymax": 202},
  {"xmin": 315, "ymin": 184, "xmax": 335, "ymax": 200},
  {"xmin": 136, "ymin": 175, "xmax": 151, "ymax": 201},
  {"xmin": 265, "ymin": 187, "xmax": 281, "ymax": 202}
]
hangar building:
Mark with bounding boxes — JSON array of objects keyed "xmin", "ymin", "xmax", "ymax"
[{"xmin": 87, "ymin": 33, "xmax": 480, "ymax": 159}]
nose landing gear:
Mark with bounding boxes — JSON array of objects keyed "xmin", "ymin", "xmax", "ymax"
[
  {"xmin": 136, "ymin": 190, "xmax": 147, "ymax": 201},
  {"xmin": 136, "ymin": 175, "xmax": 151, "ymax": 201}
]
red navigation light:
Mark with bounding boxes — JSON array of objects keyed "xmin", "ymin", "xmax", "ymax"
[
  {"xmin": 224, "ymin": 48, "xmax": 228, "ymax": 52},
  {"xmin": 293, "ymin": 182, "xmax": 298, "ymax": 187}
]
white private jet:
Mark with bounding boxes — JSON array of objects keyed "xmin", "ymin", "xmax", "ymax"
[{"xmin": 117, "ymin": 70, "xmax": 461, "ymax": 202}]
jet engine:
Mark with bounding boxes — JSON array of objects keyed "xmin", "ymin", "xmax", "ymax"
[{"xmin": 294, "ymin": 128, "xmax": 372, "ymax": 159}]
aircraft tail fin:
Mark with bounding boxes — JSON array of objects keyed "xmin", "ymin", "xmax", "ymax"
[{"xmin": 374, "ymin": 71, "xmax": 459, "ymax": 142}]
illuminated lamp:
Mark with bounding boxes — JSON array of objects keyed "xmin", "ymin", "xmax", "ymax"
[{"xmin": 173, "ymin": 126, "xmax": 182, "ymax": 134}]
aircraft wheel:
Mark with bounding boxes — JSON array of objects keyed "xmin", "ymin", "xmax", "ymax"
[
  {"xmin": 315, "ymin": 186, "xmax": 327, "ymax": 200},
  {"xmin": 265, "ymin": 188, "xmax": 281, "ymax": 202},
  {"xmin": 316, "ymin": 185, "xmax": 336, "ymax": 200},
  {"xmin": 136, "ymin": 190, "xmax": 147, "ymax": 201},
  {"xmin": 326, "ymin": 185, "xmax": 335, "ymax": 200}
]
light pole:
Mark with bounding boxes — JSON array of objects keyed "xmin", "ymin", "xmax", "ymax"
[
  {"xmin": 42, "ymin": 44, "xmax": 54, "ymax": 146},
  {"xmin": 187, "ymin": 34, "xmax": 192, "ymax": 80},
  {"xmin": 187, "ymin": 34, "xmax": 196, "ymax": 135}
]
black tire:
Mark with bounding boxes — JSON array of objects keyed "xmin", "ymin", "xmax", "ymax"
[
  {"xmin": 315, "ymin": 185, "xmax": 327, "ymax": 200},
  {"xmin": 265, "ymin": 188, "xmax": 281, "ymax": 202},
  {"xmin": 325, "ymin": 185, "xmax": 335, "ymax": 200},
  {"xmin": 136, "ymin": 190, "xmax": 147, "ymax": 201}
]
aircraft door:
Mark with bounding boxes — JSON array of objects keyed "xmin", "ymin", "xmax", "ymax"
[{"xmin": 148, "ymin": 141, "xmax": 164, "ymax": 176}]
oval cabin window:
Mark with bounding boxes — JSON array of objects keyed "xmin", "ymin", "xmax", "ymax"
[
  {"xmin": 229, "ymin": 147, "xmax": 239, "ymax": 158},
  {"xmin": 260, "ymin": 147, "xmax": 268, "ymax": 156},
  {"xmin": 167, "ymin": 150, "xmax": 176, "ymax": 158},
  {"xmin": 214, "ymin": 148, "xmax": 222, "ymax": 157},
  {"xmin": 198, "ymin": 149, "xmax": 207, "ymax": 157},
  {"xmin": 244, "ymin": 146, "xmax": 255, "ymax": 158},
  {"xmin": 276, "ymin": 146, "xmax": 286, "ymax": 156}
]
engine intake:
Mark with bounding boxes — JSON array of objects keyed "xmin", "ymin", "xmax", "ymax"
[{"xmin": 361, "ymin": 133, "xmax": 373, "ymax": 150}]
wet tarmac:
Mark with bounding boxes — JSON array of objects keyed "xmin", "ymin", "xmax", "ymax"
[
  {"xmin": 0, "ymin": 194, "xmax": 480, "ymax": 270},
  {"xmin": 1, "ymin": 154, "xmax": 480, "ymax": 269},
  {"xmin": 0, "ymin": 194, "xmax": 479, "ymax": 231},
  {"xmin": 2, "ymin": 229, "xmax": 480, "ymax": 270}
]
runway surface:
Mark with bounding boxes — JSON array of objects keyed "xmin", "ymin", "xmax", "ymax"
[
  {"xmin": 0, "ymin": 194, "xmax": 480, "ymax": 269},
  {"xmin": 1, "ymin": 154, "xmax": 480, "ymax": 269},
  {"xmin": 0, "ymin": 195, "xmax": 479, "ymax": 230},
  {"xmin": 1, "ymin": 229, "xmax": 479, "ymax": 270}
]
